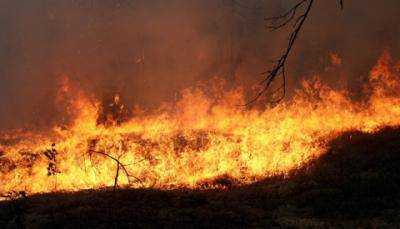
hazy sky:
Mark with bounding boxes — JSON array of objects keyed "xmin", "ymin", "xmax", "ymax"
[{"xmin": 0, "ymin": 0, "xmax": 399, "ymax": 130}]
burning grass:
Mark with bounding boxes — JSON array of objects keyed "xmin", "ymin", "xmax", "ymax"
[
  {"xmin": 1, "ymin": 126, "xmax": 400, "ymax": 227},
  {"xmin": 0, "ymin": 51, "xmax": 400, "ymax": 197}
]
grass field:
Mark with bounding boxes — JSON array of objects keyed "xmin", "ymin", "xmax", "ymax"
[{"xmin": 1, "ymin": 126, "xmax": 400, "ymax": 228}]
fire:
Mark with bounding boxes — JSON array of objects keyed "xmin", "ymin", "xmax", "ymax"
[{"xmin": 1, "ymin": 52, "xmax": 400, "ymax": 197}]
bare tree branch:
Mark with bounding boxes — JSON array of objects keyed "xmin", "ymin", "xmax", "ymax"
[
  {"xmin": 339, "ymin": 0, "xmax": 344, "ymax": 10},
  {"xmin": 245, "ymin": 0, "xmax": 344, "ymax": 106},
  {"xmin": 245, "ymin": 0, "xmax": 314, "ymax": 106},
  {"xmin": 88, "ymin": 149, "xmax": 143, "ymax": 190}
]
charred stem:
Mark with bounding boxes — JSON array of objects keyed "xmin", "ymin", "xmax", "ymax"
[{"xmin": 88, "ymin": 149, "xmax": 143, "ymax": 190}]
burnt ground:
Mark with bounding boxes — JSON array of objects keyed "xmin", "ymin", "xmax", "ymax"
[{"xmin": 1, "ymin": 127, "xmax": 400, "ymax": 228}]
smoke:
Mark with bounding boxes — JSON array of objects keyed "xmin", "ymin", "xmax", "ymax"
[
  {"xmin": 0, "ymin": 0, "xmax": 399, "ymax": 130},
  {"xmin": 290, "ymin": 0, "xmax": 400, "ymax": 93}
]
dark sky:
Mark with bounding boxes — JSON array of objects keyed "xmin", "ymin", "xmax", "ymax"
[{"xmin": 0, "ymin": 0, "xmax": 399, "ymax": 130}]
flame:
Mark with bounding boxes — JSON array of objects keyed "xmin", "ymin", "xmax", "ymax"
[{"xmin": 1, "ymin": 52, "xmax": 400, "ymax": 197}]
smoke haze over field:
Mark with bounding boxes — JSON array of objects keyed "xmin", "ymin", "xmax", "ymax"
[{"xmin": 0, "ymin": 0, "xmax": 399, "ymax": 130}]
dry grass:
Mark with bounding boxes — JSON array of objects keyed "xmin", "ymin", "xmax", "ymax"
[{"xmin": 1, "ymin": 126, "xmax": 400, "ymax": 228}]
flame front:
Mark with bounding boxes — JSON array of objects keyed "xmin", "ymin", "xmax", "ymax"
[{"xmin": 1, "ymin": 52, "xmax": 400, "ymax": 196}]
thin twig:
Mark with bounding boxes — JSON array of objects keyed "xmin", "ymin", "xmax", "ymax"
[
  {"xmin": 245, "ymin": 0, "xmax": 344, "ymax": 106},
  {"xmin": 88, "ymin": 149, "xmax": 143, "ymax": 190},
  {"xmin": 245, "ymin": 0, "xmax": 315, "ymax": 106},
  {"xmin": 339, "ymin": 0, "xmax": 344, "ymax": 10}
]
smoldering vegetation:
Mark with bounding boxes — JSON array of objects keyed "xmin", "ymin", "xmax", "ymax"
[{"xmin": 0, "ymin": 0, "xmax": 399, "ymax": 130}]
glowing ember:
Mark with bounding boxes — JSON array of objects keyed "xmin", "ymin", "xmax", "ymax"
[{"xmin": 1, "ymin": 52, "xmax": 400, "ymax": 197}]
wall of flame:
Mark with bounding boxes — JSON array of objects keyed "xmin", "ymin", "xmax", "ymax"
[{"xmin": 0, "ymin": 52, "xmax": 399, "ymax": 196}]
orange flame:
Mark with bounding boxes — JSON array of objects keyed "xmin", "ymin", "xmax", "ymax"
[{"xmin": 1, "ymin": 52, "xmax": 400, "ymax": 197}]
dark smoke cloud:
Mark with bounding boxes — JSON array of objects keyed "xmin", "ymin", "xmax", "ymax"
[{"xmin": 0, "ymin": 0, "xmax": 399, "ymax": 130}]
